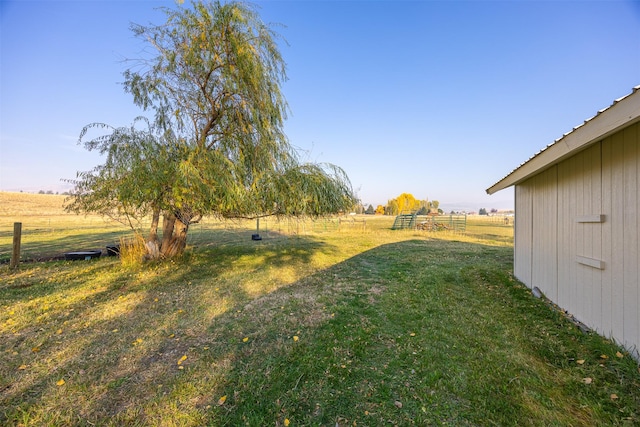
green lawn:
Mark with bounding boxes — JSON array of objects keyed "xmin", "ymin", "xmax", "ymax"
[{"xmin": 1, "ymin": 198, "xmax": 638, "ymax": 426}]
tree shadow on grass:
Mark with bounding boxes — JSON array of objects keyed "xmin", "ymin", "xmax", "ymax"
[
  {"xmin": 0, "ymin": 233, "xmax": 335, "ymax": 423},
  {"xmin": 1, "ymin": 239, "xmax": 639, "ymax": 425}
]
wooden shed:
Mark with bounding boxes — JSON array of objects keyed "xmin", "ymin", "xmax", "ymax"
[{"xmin": 487, "ymin": 86, "xmax": 640, "ymax": 357}]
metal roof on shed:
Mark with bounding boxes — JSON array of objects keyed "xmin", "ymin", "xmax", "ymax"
[{"xmin": 486, "ymin": 85, "xmax": 640, "ymax": 195}]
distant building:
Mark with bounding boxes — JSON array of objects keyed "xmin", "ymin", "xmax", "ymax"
[{"xmin": 487, "ymin": 86, "xmax": 640, "ymax": 358}]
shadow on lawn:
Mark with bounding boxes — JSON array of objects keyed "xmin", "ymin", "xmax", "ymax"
[
  {"xmin": 1, "ymin": 238, "xmax": 639, "ymax": 425},
  {"xmin": 0, "ymin": 233, "xmax": 334, "ymax": 422}
]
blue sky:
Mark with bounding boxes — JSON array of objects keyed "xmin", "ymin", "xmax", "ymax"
[{"xmin": 1, "ymin": 0, "xmax": 639, "ymax": 212}]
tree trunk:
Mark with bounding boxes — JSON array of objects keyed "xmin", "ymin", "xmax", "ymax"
[
  {"xmin": 149, "ymin": 207, "xmax": 160, "ymax": 243},
  {"xmin": 160, "ymin": 218, "xmax": 189, "ymax": 258},
  {"xmin": 146, "ymin": 207, "xmax": 162, "ymax": 259},
  {"xmin": 144, "ymin": 210, "xmax": 192, "ymax": 260},
  {"xmin": 157, "ymin": 212, "xmax": 177, "ymax": 258}
]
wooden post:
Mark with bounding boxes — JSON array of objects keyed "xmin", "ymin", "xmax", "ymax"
[{"xmin": 10, "ymin": 222, "xmax": 22, "ymax": 269}]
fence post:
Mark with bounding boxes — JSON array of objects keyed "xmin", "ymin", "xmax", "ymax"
[{"xmin": 10, "ymin": 222, "xmax": 22, "ymax": 270}]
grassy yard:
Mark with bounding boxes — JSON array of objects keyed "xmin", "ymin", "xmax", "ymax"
[{"xmin": 1, "ymin": 192, "xmax": 639, "ymax": 426}]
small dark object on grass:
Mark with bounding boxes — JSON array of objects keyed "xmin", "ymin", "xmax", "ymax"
[
  {"xmin": 252, "ymin": 234, "xmax": 262, "ymax": 241},
  {"xmin": 106, "ymin": 245, "xmax": 120, "ymax": 256},
  {"xmin": 64, "ymin": 250, "xmax": 102, "ymax": 261}
]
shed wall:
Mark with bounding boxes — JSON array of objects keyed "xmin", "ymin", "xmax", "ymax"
[
  {"xmin": 514, "ymin": 121, "xmax": 640, "ymax": 356},
  {"xmin": 514, "ymin": 183, "xmax": 532, "ymax": 285}
]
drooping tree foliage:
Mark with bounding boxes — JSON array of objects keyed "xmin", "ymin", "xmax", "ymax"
[{"xmin": 66, "ymin": 1, "xmax": 356, "ymax": 259}]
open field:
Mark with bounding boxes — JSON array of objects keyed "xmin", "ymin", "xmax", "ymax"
[
  {"xmin": 0, "ymin": 192, "xmax": 513, "ymax": 262},
  {"xmin": 1, "ymin": 192, "xmax": 639, "ymax": 426}
]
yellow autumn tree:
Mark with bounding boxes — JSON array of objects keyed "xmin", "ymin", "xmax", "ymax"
[{"xmin": 386, "ymin": 193, "xmax": 423, "ymax": 215}]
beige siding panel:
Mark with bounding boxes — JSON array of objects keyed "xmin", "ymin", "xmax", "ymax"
[
  {"xmin": 557, "ymin": 153, "xmax": 579, "ymax": 315},
  {"xmin": 601, "ymin": 134, "xmax": 618, "ymax": 338},
  {"xmin": 514, "ymin": 183, "xmax": 533, "ymax": 287},
  {"xmin": 531, "ymin": 167, "xmax": 558, "ymax": 301},
  {"xmin": 577, "ymin": 149, "xmax": 590, "ymax": 322},
  {"xmin": 622, "ymin": 124, "xmax": 639, "ymax": 351},
  {"xmin": 595, "ymin": 123, "xmax": 638, "ymax": 353},
  {"xmin": 555, "ymin": 145, "xmax": 603, "ymax": 330},
  {"xmin": 610, "ymin": 131, "xmax": 627, "ymax": 344},
  {"xmin": 586, "ymin": 145, "xmax": 603, "ymax": 331},
  {"xmin": 635, "ymin": 124, "xmax": 640, "ymax": 355}
]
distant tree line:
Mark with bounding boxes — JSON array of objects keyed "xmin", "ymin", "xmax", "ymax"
[
  {"xmin": 37, "ymin": 190, "xmax": 70, "ymax": 195},
  {"xmin": 478, "ymin": 208, "xmax": 500, "ymax": 215}
]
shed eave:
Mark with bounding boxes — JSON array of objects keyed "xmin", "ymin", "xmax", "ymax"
[{"xmin": 486, "ymin": 86, "xmax": 640, "ymax": 195}]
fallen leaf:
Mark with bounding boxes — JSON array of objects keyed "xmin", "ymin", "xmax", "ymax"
[
  {"xmin": 56, "ymin": 379, "xmax": 65, "ymax": 386},
  {"xmin": 409, "ymin": 332, "xmax": 416, "ymax": 337},
  {"xmin": 576, "ymin": 359, "xmax": 585, "ymax": 365},
  {"xmin": 616, "ymin": 351, "xmax": 624, "ymax": 358},
  {"xmin": 243, "ymin": 337, "xmax": 249, "ymax": 343},
  {"xmin": 177, "ymin": 355, "xmax": 187, "ymax": 365},
  {"xmin": 217, "ymin": 395, "xmax": 227, "ymax": 406},
  {"xmin": 18, "ymin": 364, "xmax": 27, "ymax": 370},
  {"xmin": 582, "ymin": 377, "xmax": 593, "ymax": 384},
  {"xmin": 394, "ymin": 401, "xmax": 403, "ymax": 408},
  {"xmin": 610, "ymin": 394, "xmax": 619, "ymax": 400},
  {"xmin": 600, "ymin": 354, "xmax": 608, "ymax": 359},
  {"xmin": 56, "ymin": 329, "xmax": 63, "ymax": 335},
  {"xmin": 31, "ymin": 347, "xmax": 40, "ymax": 353}
]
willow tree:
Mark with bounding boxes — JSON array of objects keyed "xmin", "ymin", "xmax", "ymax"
[{"xmin": 66, "ymin": 1, "xmax": 355, "ymax": 259}]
